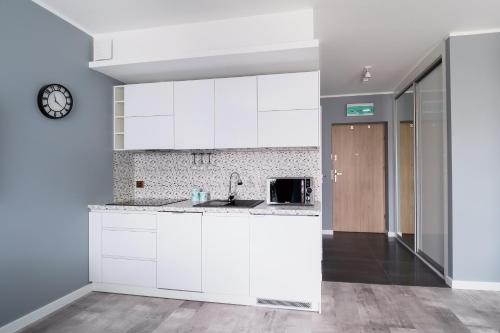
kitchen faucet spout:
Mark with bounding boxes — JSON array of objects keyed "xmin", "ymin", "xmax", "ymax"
[{"xmin": 228, "ymin": 172, "xmax": 243, "ymax": 202}]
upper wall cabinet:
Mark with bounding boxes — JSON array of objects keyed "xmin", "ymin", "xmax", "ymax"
[
  {"xmin": 214, "ymin": 76, "xmax": 258, "ymax": 149},
  {"xmin": 174, "ymin": 80, "xmax": 215, "ymax": 150},
  {"xmin": 124, "ymin": 82, "xmax": 173, "ymax": 117},
  {"xmin": 115, "ymin": 71, "xmax": 320, "ymax": 150},
  {"xmin": 124, "ymin": 116, "xmax": 174, "ymax": 150},
  {"xmin": 257, "ymin": 72, "xmax": 319, "ymax": 111},
  {"xmin": 258, "ymin": 109, "xmax": 319, "ymax": 148}
]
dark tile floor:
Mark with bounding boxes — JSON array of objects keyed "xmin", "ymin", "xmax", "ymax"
[
  {"xmin": 401, "ymin": 233, "xmax": 415, "ymax": 249},
  {"xmin": 322, "ymin": 232, "xmax": 448, "ymax": 287}
]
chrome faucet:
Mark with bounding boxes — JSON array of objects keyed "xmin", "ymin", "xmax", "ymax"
[{"xmin": 228, "ymin": 172, "xmax": 243, "ymax": 202}]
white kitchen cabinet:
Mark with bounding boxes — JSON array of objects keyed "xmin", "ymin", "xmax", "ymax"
[
  {"xmin": 202, "ymin": 214, "xmax": 249, "ymax": 295},
  {"xmin": 157, "ymin": 212, "xmax": 202, "ymax": 292},
  {"xmin": 257, "ymin": 72, "xmax": 319, "ymax": 111},
  {"xmin": 250, "ymin": 215, "xmax": 321, "ymax": 303},
  {"xmin": 174, "ymin": 79, "xmax": 215, "ymax": 149},
  {"xmin": 214, "ymin": 77, "xmax": 257, "ymax": 148},
  {"xmin": 124, "ymin": 115, "xmax": 174, "ymax": 150},
  {"xmin": 258, "ymin": 109, "xmax": 319, "ymax": 147},
  {"xmin": 95, "ymin": 211, "xmax": 158, "ymax": 288},
  {"xmin": 102, "ymin": 257, "xmax": 156, "ymax": 288},
  {"xmin": 124, "ymin": 82, "xmax": 174, "ymax": 117},
  {"xmin": 89, "ymin": 212, "xmax": 102, "ymax": 283}
]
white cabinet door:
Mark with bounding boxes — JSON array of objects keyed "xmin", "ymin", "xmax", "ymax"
[
  {"xmin": 250, "ymin": 215, "xmax": 321, "ymax": 302},
  {"xmin": 174, "ymin": 79, "xmax": 215, "ymax": 149},
  {"xmin": 202, "ymin": 214, "xmax": 249, "ymax": 295},
  {"xmin": 257, "ymin": 72, "xmax": 319, "ymax": 111},
  {"xmin": 214, "ymin": 77, "xmax": 257, "ymax": 148},
  {"xmin": 89, "ymin": 212, "xmax": 102, "ymax": 283},
  {"xmin": 157, "ymin": 212, "xmax": 202, "ymax": 292},
  {"xmin": 124, "ymin": 82, "xmax": 174, "ymax": 117},
  {"xmin": 258, "ymin": 109, "xmax": 319, "ymax": 147},
  {"xmin": 124, "ymin": 116, "xmax": 174, "ymax": 150}
]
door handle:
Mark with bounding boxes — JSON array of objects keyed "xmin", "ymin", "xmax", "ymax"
[{"xmin": 331, "ymin": 169, "xmax": 343, "ymax": 182}]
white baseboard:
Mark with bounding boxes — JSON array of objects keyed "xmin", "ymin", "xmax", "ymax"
[
  {"xmin": 450, "ymin": 280, "xmax": 500, "ymax": 291},
  {"xmin": 93, "ymin": 283, "xmax": 320, "ymax": 312},
  {"xmin": 387, "ymin": 231, "xmax": 397, "ymax": 237},
  {"xmin": 0, "ymin": 284, "xmax": 93, "ymax": 333},
  {"xmin": 322, "ymin": 230, "xmax": 333, "ymax": 235},
  {"xmin": 445, "ymin": 276, "xmax": 453, "ymax": 287}
]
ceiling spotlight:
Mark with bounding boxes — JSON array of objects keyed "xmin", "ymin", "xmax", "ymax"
[{"xmin": 362, "ymin": 66, "xmax": 372, "ymax": 82}]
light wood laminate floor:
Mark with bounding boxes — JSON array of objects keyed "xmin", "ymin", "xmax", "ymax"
[{"xmin": 21, "ymin": 282, "xmax": 500, "ymax": 333}]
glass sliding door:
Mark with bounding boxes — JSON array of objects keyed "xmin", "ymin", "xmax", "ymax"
[
  {"xmin": 395, "ymin": 87, "xmax": 416, "ymax": 250},
  {"xmin": 415, "ymin": 62, "xmax": 446, "ymax": 272}
]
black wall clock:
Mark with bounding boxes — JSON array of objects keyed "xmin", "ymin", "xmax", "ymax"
[{"xmin": 37, "ymin": 84, "xmax": 73, "ymax": 119}]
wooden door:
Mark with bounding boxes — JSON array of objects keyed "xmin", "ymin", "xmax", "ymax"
[
  {"xmin": 399, "ymin": 122, "xmax": 415, "ymax": 235},
  {"xmin": 332, "ymin": 124, "xmax": 386, "ymax": 233}
]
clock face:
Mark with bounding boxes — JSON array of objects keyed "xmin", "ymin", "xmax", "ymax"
[{"xmin": 37, "ymin": 84, "xmax": 73, "ymax": 119}]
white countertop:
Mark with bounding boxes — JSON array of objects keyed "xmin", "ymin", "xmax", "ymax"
[{"xmin": 88, "ymin": 200, "xmax": 321, "ymax": 216}]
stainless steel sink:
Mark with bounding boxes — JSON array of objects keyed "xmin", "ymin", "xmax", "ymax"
[{"xmin": 194, "ymin": 199, "xmax": 264, "ymax": 208}]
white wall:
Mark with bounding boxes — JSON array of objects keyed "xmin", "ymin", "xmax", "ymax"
[{"xmin": 93, "ymin": 10, "xmax": 314, "ymax": 64}]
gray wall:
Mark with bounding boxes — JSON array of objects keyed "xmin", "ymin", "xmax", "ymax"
[
  {"xmin": 448, "ymin": 33, "xmax": 500, "ymax": 282},
  {"xmin": 320, "ymin": 94, "xmax": 395, "ymax": 231},
  {"xmin": 0, "ymin": 0, "xmax": 120, "ymax": 326}
]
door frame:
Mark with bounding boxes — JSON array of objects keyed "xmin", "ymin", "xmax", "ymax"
[{"xmin": 330, "ymin": 121, "xmax": 389, "ymax": 233}]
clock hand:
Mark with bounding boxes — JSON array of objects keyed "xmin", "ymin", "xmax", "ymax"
[{"xmin": 54, "ymin": 95, "xmax": 63, "ymax": 107}]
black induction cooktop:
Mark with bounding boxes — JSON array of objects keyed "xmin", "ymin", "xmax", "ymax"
[{"xmin": 106, "ymin": 198, "xmax": 187, "ymax": 206}]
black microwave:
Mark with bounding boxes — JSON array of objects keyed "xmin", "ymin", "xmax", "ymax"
[{"xmin": 266, "ymin": 177, "xmax": 313, "ymax": 205}]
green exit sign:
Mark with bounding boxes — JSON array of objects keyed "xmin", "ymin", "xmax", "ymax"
[{"xmin": 346, "ymin": 103, "xmax": 374, "ymax": 117}]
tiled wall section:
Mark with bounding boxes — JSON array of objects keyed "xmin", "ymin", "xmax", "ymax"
[{"xmin": 113, "ymin": 149, "xmax": 321, "ymax": 202}]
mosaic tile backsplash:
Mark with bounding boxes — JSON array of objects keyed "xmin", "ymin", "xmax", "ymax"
[{"xmin": 113, "ymin": 149, "xmax": 321, "ymax": 202}]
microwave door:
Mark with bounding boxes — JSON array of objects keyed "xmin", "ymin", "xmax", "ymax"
[{"xmin": 272, "ymin": 179, "xmax": 303, "ymax": 204}]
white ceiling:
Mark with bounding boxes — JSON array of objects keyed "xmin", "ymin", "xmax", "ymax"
[{"xmin": 33, "ymin": 0, "xmax": 500, "ymax": 96}]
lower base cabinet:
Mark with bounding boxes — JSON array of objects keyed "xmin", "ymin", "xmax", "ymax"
[
  {"xmin": 202, "ymin": 214, "xmax": 249, "ymax": 295},
  {"xmin": 157, "ymin": 212, "xmax": 202, "ymax": 292},
  {"xmin": 89, "ymin": 211, "xmax": 321, "ymax": 310},
  {"xmin": 250, "ymin": 215, "xmax": 321, "ymax": 303}
]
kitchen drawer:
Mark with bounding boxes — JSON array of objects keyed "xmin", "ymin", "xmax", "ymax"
[
  {"xmin": 102, "ymin": 257, "xmax": 156, "ymax": 288},
  {"xmin": 102, "ymin": 212, "xmax": 157, "ymax": 230},
  {"xmin": 102, "ymin": 229, "xmax": 156, "ymax": 259}
]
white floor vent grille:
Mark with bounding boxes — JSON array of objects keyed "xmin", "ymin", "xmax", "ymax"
[{"xmin": 257, "ymin": 298, "xmax": 312, "ymax": 309}]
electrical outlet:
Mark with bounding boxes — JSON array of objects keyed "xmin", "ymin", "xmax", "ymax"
[{"xmin": 136, "ymin": 181, "xmax": 144, "ymax": 188}]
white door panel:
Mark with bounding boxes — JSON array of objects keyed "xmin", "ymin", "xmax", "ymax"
[
  {"xmin": 258, "ymin": 72, "xmax": 319, "ymax": 111},
  {"xmin": 214, "ymin": 77, "xmax": 257, "ymax": 148},
  {"xmin": 174, "ymin": 80, "xmax": 215, "ymax": 149},
  {"xmin": 258, "ymin": 109, "xmax": 319, "ymax": 147},
  {"xmin": 202, "ymin": 214, "xmax": 249, "ymax": 295},
  {"xmin": 124, "ymin": 116, "xmax": 174, "ymax": 150},
  {"xmin": 125, "ymin": 82, "xmax": 174, "ymax": 117},
  {"xmin": 250, "ymin": 215, "xmax": 321, "ymax": 302},
  {"xmin": 157, "ymin": 212, "xmax": 202, "ymax": 292}
]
